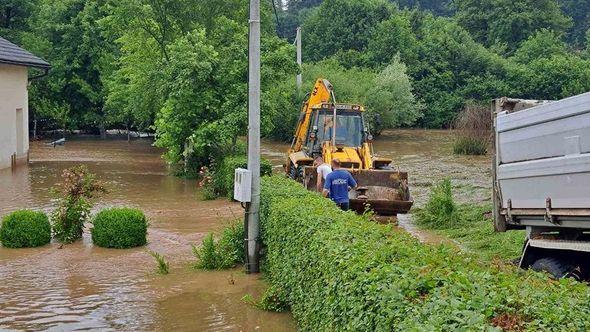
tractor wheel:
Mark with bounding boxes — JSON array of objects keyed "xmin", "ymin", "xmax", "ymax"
[
  {"xmin": 289, "ymin": 162, "xmax": 298, "ymax": 180},
  {"xmin": 531, "ymin": 257, "xmax": 582, "ymax": 280}
]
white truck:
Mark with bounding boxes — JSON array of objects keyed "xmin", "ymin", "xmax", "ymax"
[{"xmin": 493, "ymin": 93, "xmax": 590, "ymax": 279}]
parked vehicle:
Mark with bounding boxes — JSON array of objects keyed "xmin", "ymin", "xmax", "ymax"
[{"xmin": 492, "ymin": 93, "xmax": 590, "ymax": 279}]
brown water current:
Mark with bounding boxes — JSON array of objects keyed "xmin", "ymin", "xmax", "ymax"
[{"xmin": 0, "ymin": 139, "xmax": 294, "ymax": 331}]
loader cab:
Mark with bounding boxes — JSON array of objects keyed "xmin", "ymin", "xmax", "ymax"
[{"xmin": 304, "ymin": 104, "xmax": 369, "ymax": 156}]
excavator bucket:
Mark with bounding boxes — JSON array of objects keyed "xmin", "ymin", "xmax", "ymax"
[{"xmin": 303, "ymin": 167, "xmax": 414, "ymax": 216}]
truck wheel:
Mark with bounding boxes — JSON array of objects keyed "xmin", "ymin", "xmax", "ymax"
[{"xmin": 531, "ymin": 257, "xmax": 582, "ymax": 280}]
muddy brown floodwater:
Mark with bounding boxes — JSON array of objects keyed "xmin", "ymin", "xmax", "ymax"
[
  {"xmin": 0, "ymin": 139, "xmax": 294, "ymax": 331},
  {"xmin": 0, "ymin": 130, "xmax": 488, "ymax": 330}
]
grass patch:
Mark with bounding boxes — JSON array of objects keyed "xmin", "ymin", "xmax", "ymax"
[
  {"xmin": 148, "ymin": 250, "xmax": 169, "ymax": 275},
  {"xmin": 452, "ymin": 103, "xmax": 490, "ymax": 156},
  {"xmin": 453, "ymin": 136, "xmax": 488, "ymax": 155},
  {"xmin": 415, "ymin": 179, "xmax": 524, "ymax": 260},
  {"xmin": 193, "ymin": 220, "xmax": 244, "ymax": 270},
  {"xmin": 259, "ymin": 175, "xmax": 590, "ymax": 330}
]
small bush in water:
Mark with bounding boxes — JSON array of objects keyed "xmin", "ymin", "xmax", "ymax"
[
  {"xmin": 0, "ymin": 210, "xmax": 51, "ymax": 248},
  {"xmin": 148, "ymin": 250, "xmax": 169, "ymax": 275},
  {"xmin": 92, "ymin": 208, "xmax": 148, "ymax": 248},
  {"xmin": 52, "ymin": 165, "xmax": 106, "ymax": 243},
  {"xmin": 453, "ymin": 136, "xmax": 488, "ymax": 155},
  {"xmin": 416, "ymin": 178, "xmax": 459, "ymax": 229},
  {"xmin": 193, "ymin": 220, "xmax": 244, "ymax": 269},
  {"xmin": 452, "ymin": 103, "xmax": 490, "ymax": 155}
]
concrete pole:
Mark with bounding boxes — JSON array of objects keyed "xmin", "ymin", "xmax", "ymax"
[
  {"xmin": 246, "ymin": 0, "xmax": 261, "ymax": 274},
  {"xmin": 296, "ymin": 26, "xmax": 302, "ymax": 89}
]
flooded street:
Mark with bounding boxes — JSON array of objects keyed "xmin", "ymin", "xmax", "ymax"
[
  {"xmin": 0, "ymin": 130, "xmax": 488, "ymax": 330},
  {"xmin": 0, "ymin": 139, "xmax": 294, "ymax": 331}
]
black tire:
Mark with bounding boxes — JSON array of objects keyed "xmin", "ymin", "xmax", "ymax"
[
  {"xmin": 531, "ymin": 257, "xmax": 582, "ymax": 280},
  {"xmin": 289, "ymin": 162, "xmax": 297, "ymax": 180}
]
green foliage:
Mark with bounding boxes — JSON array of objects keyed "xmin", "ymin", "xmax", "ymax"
[
  {"xmin": 259, "ymin": 175, "xmax": 590, "ymax": 330},
  {"xmin": 435, "ymin": 204, "xmax": 525, "ymax": 261},
  {"xmin": 367, "ymin": 57, "xmax": 423, "ymax": 132},
  {"xmin": 257, "ymin": 285, "xmax": 290, "ymax": 312},
  {"xmin": 148, "ymin": 250, "xmax": 169, "ymax": 275},
  {"xmin": 193, "ymin": 220, "xmax": 245, "ymax": 270},
  {"xmin": 415, "ymin": 178, "xmax": 460, "ymax": 228},
  {"xmin": 0, "ymin": 210, "xmax": 51, "ymax": 248},
  {"xmin": 454, "ymin": 0, "xmax": 572, "ymax": 53},
  {"xmin": 51, "ymin": 165, "xmax": 105, "ymax": 243},
  {"xmin": 512, "ymin": 29, "xmax": 568, "ymax": 64},
  {"xmin": 91, "ymin": 207, "xmax": 148, "ymax": 248},
  {"xmin": 453, "ymin": 137, "xmax": 488, "ymax": 155},
  {"xmin": 302, "ymin": 0, "xmax": 392, "ymax": 61},
  {"xmin": 211, "ymin": 156, "xmax": 274, "ymax": 199}
]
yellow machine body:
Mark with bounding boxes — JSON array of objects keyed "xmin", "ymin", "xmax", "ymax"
[{"xmin": 285, "ymin": 78, "xmax": 413, "ymax": 215}]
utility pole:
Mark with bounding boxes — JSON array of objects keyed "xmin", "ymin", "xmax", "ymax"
[
  {"xmin": 246, "ymin": 0, "xmax": 261, "ymax": 274},
  {"xmin": 296, "ymin": 26, "xmax": 302, "ymax": 89}
]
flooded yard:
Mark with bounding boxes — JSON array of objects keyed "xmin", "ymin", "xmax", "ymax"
[
  {"xmin": 0, "ymin": 129, "xmax": 489, "ymax": 330},
  {"xmin": 0, "ymin": 139, "xmax": 294, "ymax": 331}
]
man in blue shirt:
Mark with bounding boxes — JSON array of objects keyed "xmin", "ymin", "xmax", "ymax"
[{"xmin": 322, "ymin": 159, "xmax": 357, "ymax": 211}]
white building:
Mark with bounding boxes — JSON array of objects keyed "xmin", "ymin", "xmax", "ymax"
[{"xmin": 0, "ymin": 36, "xmax": 50, "ymax": 170}]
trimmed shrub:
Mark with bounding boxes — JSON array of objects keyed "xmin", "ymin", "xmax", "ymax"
[
  {"xmin": 259, "ymin": 176, "xmax": 590, "ymax": 330},
  {"xmin": 193, "ymin": 219, "xmax": 244, "ymax": 269},
  {"xmin": 0, "ymin": 210, "xmax": 51, "ymax": 248},
  {"xmin": 212, "ymin": 155, "xmax": 273, "ymax": 199},
  {"xmin": 415, "ymin": 178, "xmax": 460, "ymax": 229},
  {"xmin": 92, "ymin": 208, "xmax": 148, "ymax": 248}
]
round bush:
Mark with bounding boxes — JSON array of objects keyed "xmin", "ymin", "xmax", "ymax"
[
  {"xmin": 0, "ymin": 210, "xmax": 51, "ymax": 248},
  {"xmin": 92, "ymin": 208, "xmax": 148, "ymax": 248}
]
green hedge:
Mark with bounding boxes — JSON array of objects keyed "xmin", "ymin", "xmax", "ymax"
[
  {"xmin": 213, "ymin": 155, "xmax": 273, "ymax": 199},
  {"xmin": 260, "ymin": 176, "xmax": 590, "ymax": 330},
  {"xmin": 91, "ymin": 208, "xmax": 148, "ymax": 248},
  {"xmin": 0, "ymin": 210, "xmax": 51, "ymax": 248}
]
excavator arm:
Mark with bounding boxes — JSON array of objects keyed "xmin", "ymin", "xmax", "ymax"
[{"xmin": 290, "ymin": 79, "xmax": 333, "ymax": 153}]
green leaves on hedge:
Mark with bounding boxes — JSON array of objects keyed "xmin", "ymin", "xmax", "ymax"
[
  {"xmin": 259, "ymin": 176, "xmax": 590, "ymax": 330},
  {"xmin": 91, "ymin": 207, "xmax": 148, "ymax": 249},
  {"xmin": 212, "ymin": 155, "xmax": 273, "ymax": 199},
  {"xmin": 0, "ymin": 210, "xmax": 51, "ymax": 248}
]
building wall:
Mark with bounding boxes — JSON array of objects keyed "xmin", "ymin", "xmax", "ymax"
[{"xmin": 0, "ymin": 64, "xmax": 29, "ymax": 169}]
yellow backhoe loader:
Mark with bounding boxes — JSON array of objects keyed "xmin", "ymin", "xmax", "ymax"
[{"xmin": 285, "ymin": 78, "xmax": 413, "ymax": 215}]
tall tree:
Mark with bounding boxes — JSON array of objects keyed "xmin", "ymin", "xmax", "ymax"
[
  {"xmin": 453, "ymin": 0, "xmax": 572, "ymax": 53},
  {"xmin": 302, "ymin": 0, "xmax": 392, "ymax": 61}
]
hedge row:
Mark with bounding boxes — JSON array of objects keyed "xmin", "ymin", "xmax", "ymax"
[
  {"xmin": 0, "ymin": 207, "xmax": 147, "ymax": 249},
  {"xmin": 259, "ymin": 176, "xmax": 590, "ymax": 330},
  {"xmin": 213, "ymin": 155, "xmax": 273, "ymax": 199}
]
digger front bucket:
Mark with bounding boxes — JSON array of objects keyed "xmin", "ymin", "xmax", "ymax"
[{"xmin": 303, "ymin": 167, "xmax": 414, "ymax": 216}]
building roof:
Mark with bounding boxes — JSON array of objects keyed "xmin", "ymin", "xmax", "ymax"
[{"xmin": 0, "ymin": 36, "xmax": 50, "ymax": 69}]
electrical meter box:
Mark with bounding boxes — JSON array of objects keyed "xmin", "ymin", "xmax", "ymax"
[{"xmin": 233, "ymin": 168, "xmax": 252, "ymax": 203}]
